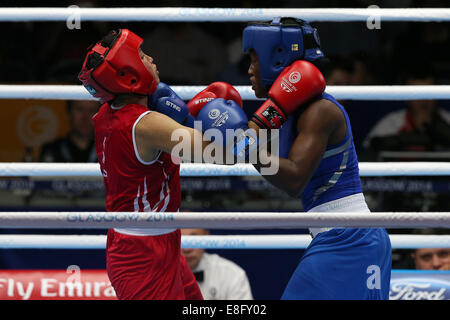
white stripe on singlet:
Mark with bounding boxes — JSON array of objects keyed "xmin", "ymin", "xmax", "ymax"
[{"xmin": 115, "ymin": 174, "xmax": 176, "ymax": 236}]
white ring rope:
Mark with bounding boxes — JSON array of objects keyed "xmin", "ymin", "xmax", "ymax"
[
  {"xmin": 0, "ymin": 234, "xmax": 448, "ymax": 250},
  {"xmin": 0, "ymin": 8, "xmax": 449, "ymax": 22},
  {"xmin": 1, "ymin": 162, "xmax": 450, "ymax": 177},
  {"xmin": 1, "ymin": 85, "xmax": 450, "ymax": 101},
  {"xmin": 0, "ymin": 212, "xmax": 448, "ymax": 229},
  {"xmin": 1, "ymin": 7, "xmax": 447, "ymax": 261}
]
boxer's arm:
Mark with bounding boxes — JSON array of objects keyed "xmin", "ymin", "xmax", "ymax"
[
  {"xmin": 135, "ymin": 111, "xmax": 229, "ymax": 164},
  {"xmin": 250, "ymin": 99, "xmax": 340, "ymax": 197},
  {"xmin": 134, "ymin": 112, "xmax": 206, "ymax": 163}
]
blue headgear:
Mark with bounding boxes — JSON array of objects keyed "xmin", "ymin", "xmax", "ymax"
[{"xmin": 242, "ymin": 17, "xmax": 324, "ymax": 86}]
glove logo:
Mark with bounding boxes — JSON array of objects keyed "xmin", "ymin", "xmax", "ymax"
[
  {"xmin": 212, "ymin": 111, "xmax": 229, "ymax": 127},
  {"xmin": 208, "ymin": 108, "xmax": 221, "ymax": 120},
  {"xmin": 280, "ymin": 79, "xmax": 293, "ymax": 93},
  {"xmin": 280, "ymin": 73, "xmax": 299, "ymax": 93},
  {"xmin": 280, "ymin": 79, "xmax": 289, "ymax": 92},
  {"xmin": 288, "ymin": 71, "xmax": 301, "ymax": 84},
  {"xmin": 196, "ymin": 97, "xmax": 214, "ymax": 105},
  {"xmin": 165, "ymin": 100, "xmax": 182, "ymax": 112}
]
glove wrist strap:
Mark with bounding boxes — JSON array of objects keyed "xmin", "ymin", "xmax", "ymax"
[{"xmin": 252, "ymin": 99, "xmax": 287, "ymax": 129}]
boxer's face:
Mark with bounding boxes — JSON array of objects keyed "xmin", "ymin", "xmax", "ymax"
[
  {"xmin": 139, "ymin": 47, "xmax": 160, "ymax": 85},
  {"xmin": 248, "ymin": 50, "xmax": 268, "ymax": 98}
]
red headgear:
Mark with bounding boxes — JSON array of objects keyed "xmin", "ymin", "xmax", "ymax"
[{"xmin": 78, "ymin": 29, "xmax": 158, "ymax": 104}]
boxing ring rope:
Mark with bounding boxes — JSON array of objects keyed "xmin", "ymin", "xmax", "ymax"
[
  {"xmin": 0, "ymin": 211, "xmax": 448, "ymax": 229},
  {"xmin": 1, "ymin": 85, "xmax": 450, "ymax": 101},
  {"xmin": 0, "ymin": 7, "xmax": 449, "ymax": 22},
  {"xmin": 1, "ymin": 162, "xmax": 450, "ymax": 177},
  {"xmin": 0, "ymin": 7, "xmax": 447, "ymax": 265},
  {"xmin": 0, "ymin": 234, "xmax": 448, "ymax": 250}
]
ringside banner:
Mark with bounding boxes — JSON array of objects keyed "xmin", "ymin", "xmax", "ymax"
[
  {"xmin": 0, "ymin": 269, "xmax": 448, "ymax": 300},
  {"xmin": 0, "ymin": 270, "xmax": 116, "ymax": 300},
  {"xmin": 390, "ymin": 270, "xmax": 450, "ymax": 300}
]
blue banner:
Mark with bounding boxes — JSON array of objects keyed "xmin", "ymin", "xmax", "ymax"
[
  {"xmin": 390, "ymin": 270, "xmax": 450, "ymax": 300},
  {"xmin": 1, "ymin": 177, "xmax": 450, "ymax": 193}
]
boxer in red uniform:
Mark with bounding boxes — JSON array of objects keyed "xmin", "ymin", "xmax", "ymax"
[{"xmin": 78, "ymin": 29, "xmax": 245, "ymax": 300}]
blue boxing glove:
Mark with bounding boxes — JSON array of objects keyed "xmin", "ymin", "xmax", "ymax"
[
  {"xmin": 197, "ymin": 98, "xmax": 259, "ymax": 162},
  {"xmin": 149, "ymin": 82, "xmax": 195, "ymax": 127}
]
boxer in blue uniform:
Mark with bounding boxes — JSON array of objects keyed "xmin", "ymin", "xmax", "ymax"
[
  {"xmin": 241, "ymin": 17, "xmax": 392, "ymax": 299},
  {"xmin": 188, "ymin": 17, "xmax": 392, "ymax": 300}
]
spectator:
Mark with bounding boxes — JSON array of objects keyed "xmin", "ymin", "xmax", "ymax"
[
  {"xmin": 36, "ymin": 0, "xmax": 109, "ymax": 83},
  {"xmin": 350, "ymin": 52, "xmax": 379, "ymax": 85},
  {"xmin": 325, "ymin": 56, "xmax": 354, "ymax": 86},
  {"xmin": 391, "ymin": 6, "xmax": 450, "ymax": 82},
  {"xmin": 181, "ymin": 228, "xmax": 254, "ymax": 300},
  {"xmin": 39, "ymin": 100, "xmax": 99, "ymax": 162},
  {"xmin": 405, "ymin": 229, "xmax": 450, "ymax": 271},
  {"xmin": 323, "ymin": 56, "xmax": 352, "ymax": 106},
  {"xmin": 141, "ymin": 22, "xmax": 227, "ymax": 85},
  {"xmin": 363, "ymin": 66, "xmax": 450, "ymax": 154},
  {"xmin": 411, "ymin": 248, "xmax": 450, "ymax": 270},
  {"xmin": 361, "ymin": 66, "xmax": 450, "ymax": 212}
]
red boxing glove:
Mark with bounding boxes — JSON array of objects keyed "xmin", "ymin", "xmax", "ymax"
[
  {"xmin": 251, "ymin": 60, "xmax": 326, "ymax": 129},
  {"xmin": 187, "ymin": 82, "xmax": 243, "ymax": 117}
]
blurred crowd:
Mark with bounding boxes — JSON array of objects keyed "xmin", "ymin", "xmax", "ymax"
[{"xmin": 1, "ymin": 0, "xmax": 449, "ymax": 86}]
